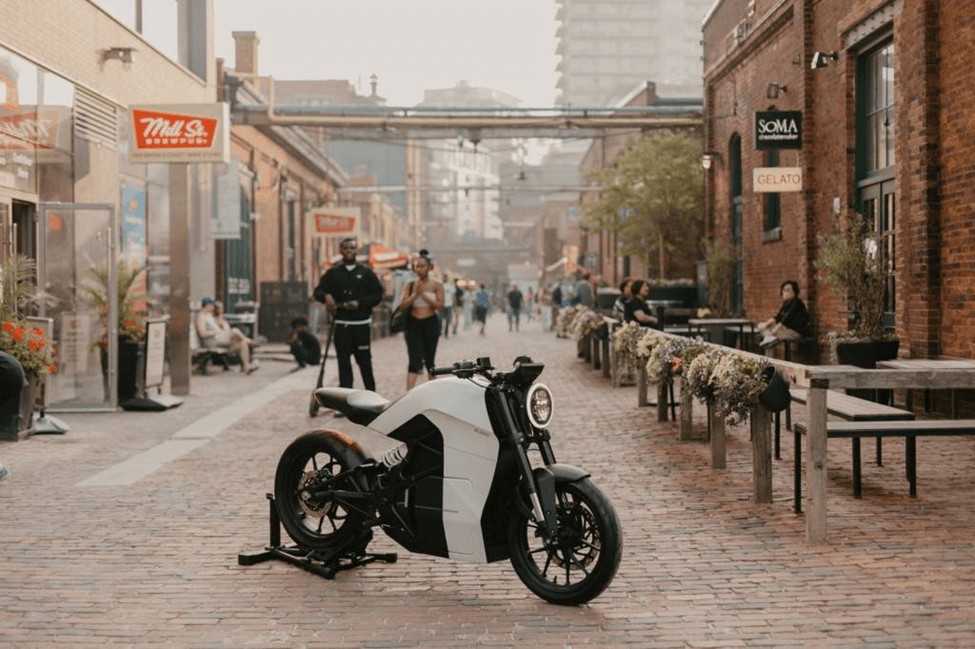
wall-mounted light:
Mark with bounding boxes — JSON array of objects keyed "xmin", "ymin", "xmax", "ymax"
[
  {"xmin": 701, "ymin": 152, "xmax": 721, "ymax": 170},
  {"xmin": 102, "ymin": 47, "xmax": 134, "ymax": 67},
  {"xmin": 810, "ymin": 51, "xmax": 839, "ymax": 69},
  {"xmin": 766, "ymin": 83, "xmax": 787, "ymax": 99}
]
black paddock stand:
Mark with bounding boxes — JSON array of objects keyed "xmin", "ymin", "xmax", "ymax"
[{"xmin": 238, "ymin": 494, "xmax": 397, "ymax": 580}]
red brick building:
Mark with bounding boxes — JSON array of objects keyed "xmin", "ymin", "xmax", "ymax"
[{"xmin": 703, "ymin": 0, "xmax": 974, "ymax": 360}]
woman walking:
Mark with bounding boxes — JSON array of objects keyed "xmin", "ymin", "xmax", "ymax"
[{"xmin": 399, "ymin": 250, "xmax": 444, "ymax": 390}]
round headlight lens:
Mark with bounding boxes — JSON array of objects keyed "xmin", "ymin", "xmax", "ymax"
[{"xmin": 526, "ymin": 383, "xmax": 554, "ymax": 429}]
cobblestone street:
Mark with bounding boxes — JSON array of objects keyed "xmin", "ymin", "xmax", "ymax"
[{"xmin": 2, "ymin": 314, "xmax": 975, "ymax": 648}]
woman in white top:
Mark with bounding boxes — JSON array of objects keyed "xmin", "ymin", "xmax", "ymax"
[{"xmin": 398, "ymin": 250, "xmax": 444, "ymax": 390}]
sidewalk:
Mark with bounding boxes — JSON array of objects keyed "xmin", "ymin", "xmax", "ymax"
[{"xmin": 1, "ymin": 312, "xmax": 974, "ymax": 647}]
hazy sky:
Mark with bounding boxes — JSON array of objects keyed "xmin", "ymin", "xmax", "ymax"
[{"xmin": 212, "ymin": 0, "xmax": 560, "ymax": 108}]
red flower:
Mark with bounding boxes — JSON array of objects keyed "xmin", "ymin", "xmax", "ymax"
[
  {"xmin": 48, "ymin": 365, "xmax": 58, "ymax": 374},
  {"xmin": 11, "ymin": 326, "xmax": 24, "ymax": 342},
  {"xmin": 2, "ymin": 321, "xmax": 14, "ymax": 333},
  {"xmin": 28, "ymin": 339, "xmax": 40, "ymax": 352}
]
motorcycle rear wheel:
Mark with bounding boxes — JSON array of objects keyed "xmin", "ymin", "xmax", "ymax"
[
  {"xmin": 274, "ymin": 430, "xmax": 369, "ymax": 551},
  {"xmin": 507, "ymin": 478, "xmax": 622, "ymax": 605}
]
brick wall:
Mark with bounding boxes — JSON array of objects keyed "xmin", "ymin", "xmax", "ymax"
[{"xmin": 703, "ymin": 0, "xmax": 975, "ymax": 368}]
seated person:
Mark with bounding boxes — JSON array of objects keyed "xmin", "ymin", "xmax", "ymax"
[
  {"xmin": 288, "ymin": 316, "xmax": 321, "ymax": 369},
  {"xmin": 623, "ymin": 279, "xmax": 659, "ymax": 328},
  {"xmin": 613, "ymin": 277, "xmax": 633, "ymax": 321},
  {"xmin": 196, "ymin": 297, "xmax": 259, "ymax": 374},
  {"xmin": 757, "ymin": 279, "xmax": 813, "ymax": 348}
]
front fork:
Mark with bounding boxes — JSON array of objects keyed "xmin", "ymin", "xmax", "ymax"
[{"xmin": 494, "ymin": 387, "xmax": 561, "ymax": 539}]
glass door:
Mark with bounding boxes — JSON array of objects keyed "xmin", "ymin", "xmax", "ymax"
[{"xmin": 38, "ymin": 203, "xmax": 118, "ymax": 411}]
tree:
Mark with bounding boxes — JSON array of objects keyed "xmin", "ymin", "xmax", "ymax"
[{"xmin": 583, "ymin": 133, "xmax": 703, "ymax": 278}]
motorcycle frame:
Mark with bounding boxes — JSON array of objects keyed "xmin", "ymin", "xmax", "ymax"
[{"xmin": 305, "ymin": 372, "xmax": 577, "ymax": 560}]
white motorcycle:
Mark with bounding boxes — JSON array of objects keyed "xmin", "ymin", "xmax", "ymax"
[{"xmin": 273, "ymin": 356, "xmax": 622, "ymax": 605}]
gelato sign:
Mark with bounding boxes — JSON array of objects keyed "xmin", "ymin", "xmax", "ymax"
[
  {"xmin": 128, "ymin": 103, "xmax": 229, "ymax": 163},
  {"xmin": 753, "ymin": 167, "xmax": 802, "ymax": 193},
  {"xmin": 755, "ymin": 110, "xmax": 802, "ymax": 150}
]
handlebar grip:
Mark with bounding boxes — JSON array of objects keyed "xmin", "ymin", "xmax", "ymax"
[{"xmin": 430, "ymin": 366, "xmax": 457, "ymax": 376}]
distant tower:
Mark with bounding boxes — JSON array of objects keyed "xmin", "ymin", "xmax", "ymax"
[{"xmin": 554, "ymin": 0, "xmax": 711, "ymax": 106}]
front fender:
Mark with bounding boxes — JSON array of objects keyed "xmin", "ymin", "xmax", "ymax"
[{"xmin": 537, "ymin": 463, "xmax": 590, "ymax": 484}]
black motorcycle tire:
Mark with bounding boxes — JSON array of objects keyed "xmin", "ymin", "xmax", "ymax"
[
  {"xmin": 507, "ymin": 478, "xmax": 622, "ymax": 606},
  {"xmin": 274, "ymin": 430, "xmax": 369, "ymax": 551}
]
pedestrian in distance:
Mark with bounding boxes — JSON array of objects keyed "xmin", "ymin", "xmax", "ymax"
[
  {"xmin": 757, "ymin": 279, "xmax": 813, "ymax": 349},
  {"xmin": 452, "ymin": 279, "xmax": 464, "ymax": 335},
  {"xmin": 313, "ymin": 238, "xmax": 384, "ymax": 415},
  {"xmin": 506, "ymin": 283, "xmax": 523, "ymax": 331},
  {"xmin": 475, "ymin": 283, "xmax": 490, "ymax": 336},
  {"xmin": 462, "ymin": 285, "xmax": 474, "ymax": 331},
  {"xmin": 196, "ymin": 297, "xmax": 259, "ymax": 374},
  {"xmin": 287, "ymin": 316, "xmax": 321, "ymax": 371},
  {"xmin": 397, "ymin": 250, "xmax": 444, "ymax": 391},
  {"xmin": 441, "ymin": 275, "xmax": 454, "ymax": 339}
]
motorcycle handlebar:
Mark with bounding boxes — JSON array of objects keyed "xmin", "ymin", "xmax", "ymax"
[
  {"xmin": 431, "ymin": 358, "xmax": 494, "ymax": 378},
  {"xmin": 430, "ymin": 365, "xmax": 459, "ymax": 376}
]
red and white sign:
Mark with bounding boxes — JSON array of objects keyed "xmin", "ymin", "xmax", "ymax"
[
  {"xmin": 0, "ymin": 109, "xmax": 62, "ymax": 150},
  {"xmin": 308, "ymin": 207, "xmax": 360, "ymax": 236},
  {"xmin": 128, "ymin": 103, "xmax": 229, "ymax": 164}
]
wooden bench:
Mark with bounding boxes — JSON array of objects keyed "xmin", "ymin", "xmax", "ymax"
[
  {"xmin": 794, "ymin": 419, "xmax": 975, "ymax": 505},
  {"xmin": 190, "ymin": 318, "xmax": 233, "ymax": 375},
  {"xmin": 783, "ymin": 389, "xmax": 914, "ymax": 512}
]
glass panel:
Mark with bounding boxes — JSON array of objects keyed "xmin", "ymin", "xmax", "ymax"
[
  {"xmin": 0, "ymin": 47, "xmax": 39, "ymax": 194},
  {"xmin": 37, "ymin": 70, "xmax": 74, "ymax": 203},
  {"xmin": 41, "ymin": 206, "xmax": 117, "ymax": 411},
  {"xmin": 0, "ymin": 200, "xmax": 9, "ymax": 260},
  {"xmin": 146, "ymin": 163, "xmax": 170, "ymax": 313},
  {"xmin": 91, "ymin": 0, "xmax": 136, "ymax": 30}
]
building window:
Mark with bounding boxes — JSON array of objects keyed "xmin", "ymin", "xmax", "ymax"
[
  {"xmin": 764, "ymin": 148, "xmax": 781, "ymax": 232},
  {"xmin": 857, "ymin": 38, "xmax": 896, "ymax": 323},
  {"xmin": 858, "ymin": 41, "xmax": 895, "ymax": 175},
  {"xmin": 730, "ymin": 134, "xmax": 743, "ymax": 312}
]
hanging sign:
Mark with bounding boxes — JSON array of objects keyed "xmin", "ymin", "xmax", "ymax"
[
  {"xmin": 755, "ymin": 110, "xmax": 803, "ymax": 149},
  {"xmin": 128, "ymin": 103, "xmax": 230, "ymax": 164},
  {"xmin": 307, "ymin": 207, "xmax": 360, "ymax": 237},
  {"xmin": 753, "ymin": 167, "xmax": 803, "ymax": 192}
]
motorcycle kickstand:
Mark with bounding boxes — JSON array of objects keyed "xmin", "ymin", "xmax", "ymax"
[{"xmin": 237, "ymin": 493, "xmax": 397, "ymax": 580}]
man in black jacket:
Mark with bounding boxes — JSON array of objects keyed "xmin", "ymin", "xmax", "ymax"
[{"xmin": 313, "ymin": 238, "xmax": 384, "ymax": 397}]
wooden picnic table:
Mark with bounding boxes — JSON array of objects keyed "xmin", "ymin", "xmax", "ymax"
[
  {"xmin": 791, "ymin": 363, "xmax": 975, "ymax": 543},
  {"xmin": 876, "ymin": 358, "xmax": 975, "ymax": 415},
  {"xmin": 686, "ymin": 318, "xmax": 755, "ymax": 349}
]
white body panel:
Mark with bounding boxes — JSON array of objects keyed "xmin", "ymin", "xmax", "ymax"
[{"xmin": 370, "ymin": 378, "xmax": 498, "ymax": 562}]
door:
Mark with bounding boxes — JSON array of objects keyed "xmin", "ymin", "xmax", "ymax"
[
  {"xmin": 859, "ymin": 180, "xmax": 896, "ymax": 329},
  {"xmin": 38, "ymin": 203, "xmax": 119, "ymax": 411}
]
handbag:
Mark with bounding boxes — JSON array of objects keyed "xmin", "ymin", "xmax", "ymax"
[
  {"xmin": 389, "ymin": 281, "xmax": 413, "ymax": 334},
  {"xmin": 389, "ymin": 307, "xmax": 408, "ymax": 334}
]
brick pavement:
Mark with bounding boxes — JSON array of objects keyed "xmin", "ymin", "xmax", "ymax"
[{"xmin": 1, "ymin": 312, "xmax": 974, "ymax": 647}]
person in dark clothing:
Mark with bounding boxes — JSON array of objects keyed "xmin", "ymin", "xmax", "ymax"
[
  {"xmin": 758, "ymin": 279, "xmax": 813, "ymax": 348},
  {"xmin": 288, "ymin": 316, "xmax": 321, "ymax": 370},
  {"xmin": 0, "ymin": 350, "xmax": 27, "ymax": 480},
  {"xmin": 506, "ymin": 283, "xmax": 523, "ymax": 331},
  {"xmin": 551, "ymin": 283, "xmax": 564, "ymax": 336},
  {"xmin": 623, "ymin": 279, "xmax": 659, "ymax": 328},
  {"xmin": 313, "ymin": 238, "xmax": 384, "ymax": 406}
]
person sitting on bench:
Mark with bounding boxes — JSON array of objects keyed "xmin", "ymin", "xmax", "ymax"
[
  {"xmin": 196, "ymin": 297, "xmax": 259, "ymax": 374},
  {"xmin": 288, "ymin": 316, "xmax": 321, "ymax": 370},
  {"xmin": 757, "ymin": 279, "xmax": 813, "ymax": 349}
]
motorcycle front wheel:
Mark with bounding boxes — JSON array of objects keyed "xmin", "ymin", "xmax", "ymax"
[
  {"xmin": 274, "ymin": 430, "xmax": 369, "ymax": 551},
  {"xmin": 508, "ymin": 478, "xmax": 622, "ymax": 605}
]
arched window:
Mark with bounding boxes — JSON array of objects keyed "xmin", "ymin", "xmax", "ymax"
[{"xmin": 729, "ymin": 134, "xmax": 743, "ymax": 312}]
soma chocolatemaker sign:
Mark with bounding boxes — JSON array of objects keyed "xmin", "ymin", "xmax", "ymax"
[{"xmin": 755, "ymin": 111, "xmax": 802, "ymax": 149}]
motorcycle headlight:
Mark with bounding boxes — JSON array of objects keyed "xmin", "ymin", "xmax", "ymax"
[{"xmin": 526, "ymin": 383, "xmax": 554, "ymax": 429}]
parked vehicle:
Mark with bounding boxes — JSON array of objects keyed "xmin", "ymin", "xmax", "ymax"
[{"xmin": 274, "ymin": 356, "xmax": 622, "ymax": 605}]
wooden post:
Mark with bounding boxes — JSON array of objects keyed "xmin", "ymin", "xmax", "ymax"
[
  {"xmin": 591, "ymin": 335, "xmax": 601, "ymax": 370},
  {"xmin": 601, "ymin": 338, "xmax": 611, "ymax": 378},
  {"xmin": 806, "ymin": 379, "xmax": 829, "ymax": 543},
  {"xmin": 709, "ymin": 402, "xmax": 726, "ymax": 469},
  {"xmin": 657, "ymin": 381, "xmax": 669, "ymax": 422},
  {"xmin": 750, "ymin": 403, "xmax": 772, "ymax": 503},
  {"xmin": 679, "ymin": 376, "xmax": 693, "ymax": 440},
  {"xmin": 638, "ymin": 364, "xmax": 648, "ymax": 407}
]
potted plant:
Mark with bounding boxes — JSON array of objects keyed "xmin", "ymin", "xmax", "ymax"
[
  {"xmin": 815, "ymin": 208, "xmax": 898, "ymax": 367},
  {"xmin": 0, "ymin": 255, "xmax": 57, "ymax": 439},
  {"xmin": 80, "ymin": 262, "xmax": 147, "ymax": 402}
]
